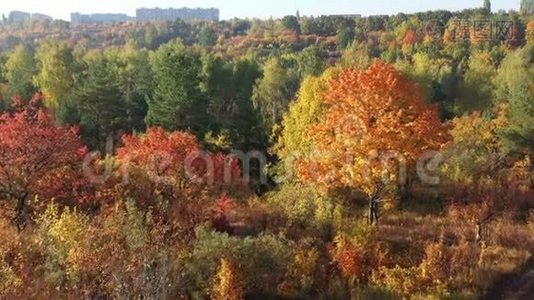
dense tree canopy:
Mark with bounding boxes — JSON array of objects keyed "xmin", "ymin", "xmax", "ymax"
[
  {"xmin": 457, "ymin": 50, "xmax": 497, "ymax": 114},
  {"xmin": 75, "ymin": 57, "xmax": 129, "ymax": 149},
  {"xmin": 281, "ymin": 15, "xmax": 301, "ymax": 32},
  {"xmin": 252, "ymin": 57, "xmax": 299, "ymax": 137},
  {"xmin": 442, "ymin": 106, "xmax": 509, "ymax": 186},
  {"xmin": 0, "ymin": 7, "xmax": 534, "ymax": 299},
  {"xmin": 275, "ymin": 69, "xmax": 336, "ymax": 180}
]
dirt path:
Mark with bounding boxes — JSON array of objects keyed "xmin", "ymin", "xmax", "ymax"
[
  {"xmin": 499, "ymin": 270, "xmax": 534, "ymax": 299},
  {"xmin": 483, "ymin": 257, "xmax": 534, "ymax": 300}
]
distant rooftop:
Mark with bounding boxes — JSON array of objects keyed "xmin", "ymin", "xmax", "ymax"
[
  {"xmin": 135, "ymin": 7, "xmax": 220, "ymax": 22},
  {"xmin": 68, "ymin": 7, "xmax": 219, "ymax": 25}
]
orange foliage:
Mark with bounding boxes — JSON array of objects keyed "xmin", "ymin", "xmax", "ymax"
[
  {"xmin": 298, "ymin": 61, "xmax": 449, "ymax": 198},
  {"xmin": 403, "ymin": 30, "xmax": 418, "ymax": 46},
  {"xmin": 333, "ymin": 242, "xmax": 363, "ymax": 280},
  {"xmin": 527, "ymin": 20, "xmax": 534, "ymax": 44}
]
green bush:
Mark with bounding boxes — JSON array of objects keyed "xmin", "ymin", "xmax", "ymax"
[
  {"xmin": 266, "ymin": 184, "xmax": 335, "ymax": 236},
  {"xmin": 185, "ymin": 227, "xmax": 294, "ymax": 297}
]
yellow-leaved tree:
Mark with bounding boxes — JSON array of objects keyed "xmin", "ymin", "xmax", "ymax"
[
  {"xmin": 441, "ymin": 105, "xmax": 509, "ymax": 187},
  {"xmin": 274, "ymin": 68, "xmax": 338, "ymax": 181}
]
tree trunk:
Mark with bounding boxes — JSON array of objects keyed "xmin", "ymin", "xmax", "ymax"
[
  {"xmin": 368, "ymin": 197, "xmax": 380, "ymax": 225},
  {"xmin": 476, "ymin": 221, "xmax": 488, "ymax": 246},
  {"xmin": 398, "ymin": 177, "xmax": 412, "ymax": 204},
  {"xmin": 14, "ymin": 195, "xmax": 28, "ymax": 231}
]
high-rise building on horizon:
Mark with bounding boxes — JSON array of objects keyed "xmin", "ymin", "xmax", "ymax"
[
  {"xmin": 1, "ymin": 11, "xmax": 53, "ymax": 25},
  {"xmin": 521, "ymin": 0, "xmax": 534, "ymax": 15},
  {"xmin": 136, "ymin": 7, "xmax": 219, "ymax": 22},
  {"xmin": 31, "ymin": 13, "xmax": 53, "ymax": 22},
  {"xmin": 8, "ymin": 11, "xmax": 31, "ymax": 24},
  {"xmin": 69, "ymin": 7, "xmax": 219, "ymax": 25},
  {"xmin": 71, "ymin": 12, "xmax": 132, "ymax": 26}
]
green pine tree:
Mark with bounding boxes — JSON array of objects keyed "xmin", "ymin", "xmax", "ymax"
[
  {"xmin": 483, "ymin": 0, "xmax": 492, "ymax": 14},
  {"xmin": 76, "ymin": 57, "xmax": 128, "ymax": 150},
  {"xmin": 146, "ymin": 40, "xmax": 208, "ymax": 135}
]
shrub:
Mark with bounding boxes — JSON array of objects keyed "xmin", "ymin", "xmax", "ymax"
[
  {"xmin": 266, "ymin": 184, "xmax": 335, "ymax": 237},
  {"xmin": 371, "ymin": 265, "xmax": 422, "ymax": 297},
  {"xmin": 449, "ymin": 241, "xmax": 480, "ymax": 291},
  {"xmin": 35, "ymin": 201, "xmax": 181, "ymax": 298},
  {"xmin": 420, "ymin": 240, "xmax": 452, "ymax": 286},
  {"xmin": 76, "ymin": 201, "xmax": 179, "ymax": 298},
  {"xmin": 278, "ymin": 242, "xmax": 321, "ymax": 297},
  {"xmin": 36, "ymin": 204, "xmax": 89, "ymax": 291},
  {"xmin": 331, "ymin": 234, "xmax": 364, "ymax": 283},
  {"xmin": 185, "ymin": 227, "xmax": 294, "ymax": 297},
  {"xmin": 0, "ymin": 218, "xmax": 21, "ymax": 295}
]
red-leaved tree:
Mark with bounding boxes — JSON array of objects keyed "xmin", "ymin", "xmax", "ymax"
[
  {"xmin": 0, "ymin": 94, "xmax": 87, "ymax": 227},
  {"xmin": 116, "ymin": 127, "xmax": 243, "ymax": 236}
]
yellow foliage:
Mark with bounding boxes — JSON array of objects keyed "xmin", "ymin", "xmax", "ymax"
[
  {"xmin": 371, "ymin": 265, "xmax": 422, "ymax": 296},
  {"xmin": 278, "ymin": 246, "xmax": 319, "ymax": 296},
  {"xmin": 527, "ymin": 20, "xmax": 534, "ymax": 44},
  {"xmin": 0, "ymin": 218, "xmax": 21, "ymax": 295},
  {"xmin": 419, "ymin": 240, "xmax": 451, "ymax": 285},
  {"xmin": 275, "ymin": 68, "xmax": 338, "ymax": 180},
  {"xmin": 211, "ymin": 258, "xmax": 244, "ymax": 300},
  {"xmin": 442, "ymin": 104, "xmax": 509, "ymax": 185}
]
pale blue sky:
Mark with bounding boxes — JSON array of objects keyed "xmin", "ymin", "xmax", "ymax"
[{"xmin": 0, "ymin": 0, "xmax": 521, "ymax": 21}]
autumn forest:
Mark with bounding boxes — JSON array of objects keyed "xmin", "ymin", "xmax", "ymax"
[{"xmin": 1, "ymin": 1, "xmax": 534, "ymax": 299}]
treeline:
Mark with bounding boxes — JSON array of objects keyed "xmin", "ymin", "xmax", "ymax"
[
  {"xmin": 0, "ymin": 39, "xmax": 321, "ymax": 153},
  {"xmin": 0, "ymin": 12, "xmax": 532, "ymax": 152},
  {"xmin": 0, "ymin": 7, "xmax": 530, "ymax": 52}
]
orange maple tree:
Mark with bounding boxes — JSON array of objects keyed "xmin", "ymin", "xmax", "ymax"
[
  {"xmin": 298, "ymin": 61, "xmax": 449, "ymax": 224},
  {"xmin": 0, "ymin": 94, "xmax": 88, "ymax": 226}
]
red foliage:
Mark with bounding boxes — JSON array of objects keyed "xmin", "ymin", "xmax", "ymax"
[
  {"xmin": 336, "ymin": 245, "xmax": 362, "ymax": 279},
  {"xmin": 116, "ymin": 127, "xmax": 243, "ymax": 235},
  {"xmin": 214, "ymin": 193, "xmax": 235, "ymax": 215},
  {"xmin": 118, "ymin": 127, "xmax": 200, "ymax": 179},
  {"xmin": 0, "ymin": 94, "xmax": 88, "ymax": 216},
  {"xmin": 212, "ymin": 193, "xmax": 235, "ymax": 233},
  {"xmin": 117, "ymin": 127, "xmax": 242, "ymax": 189},
  {"xmin": 403, "ymin": 30, "xmax": 418, "ymax": 46}
]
